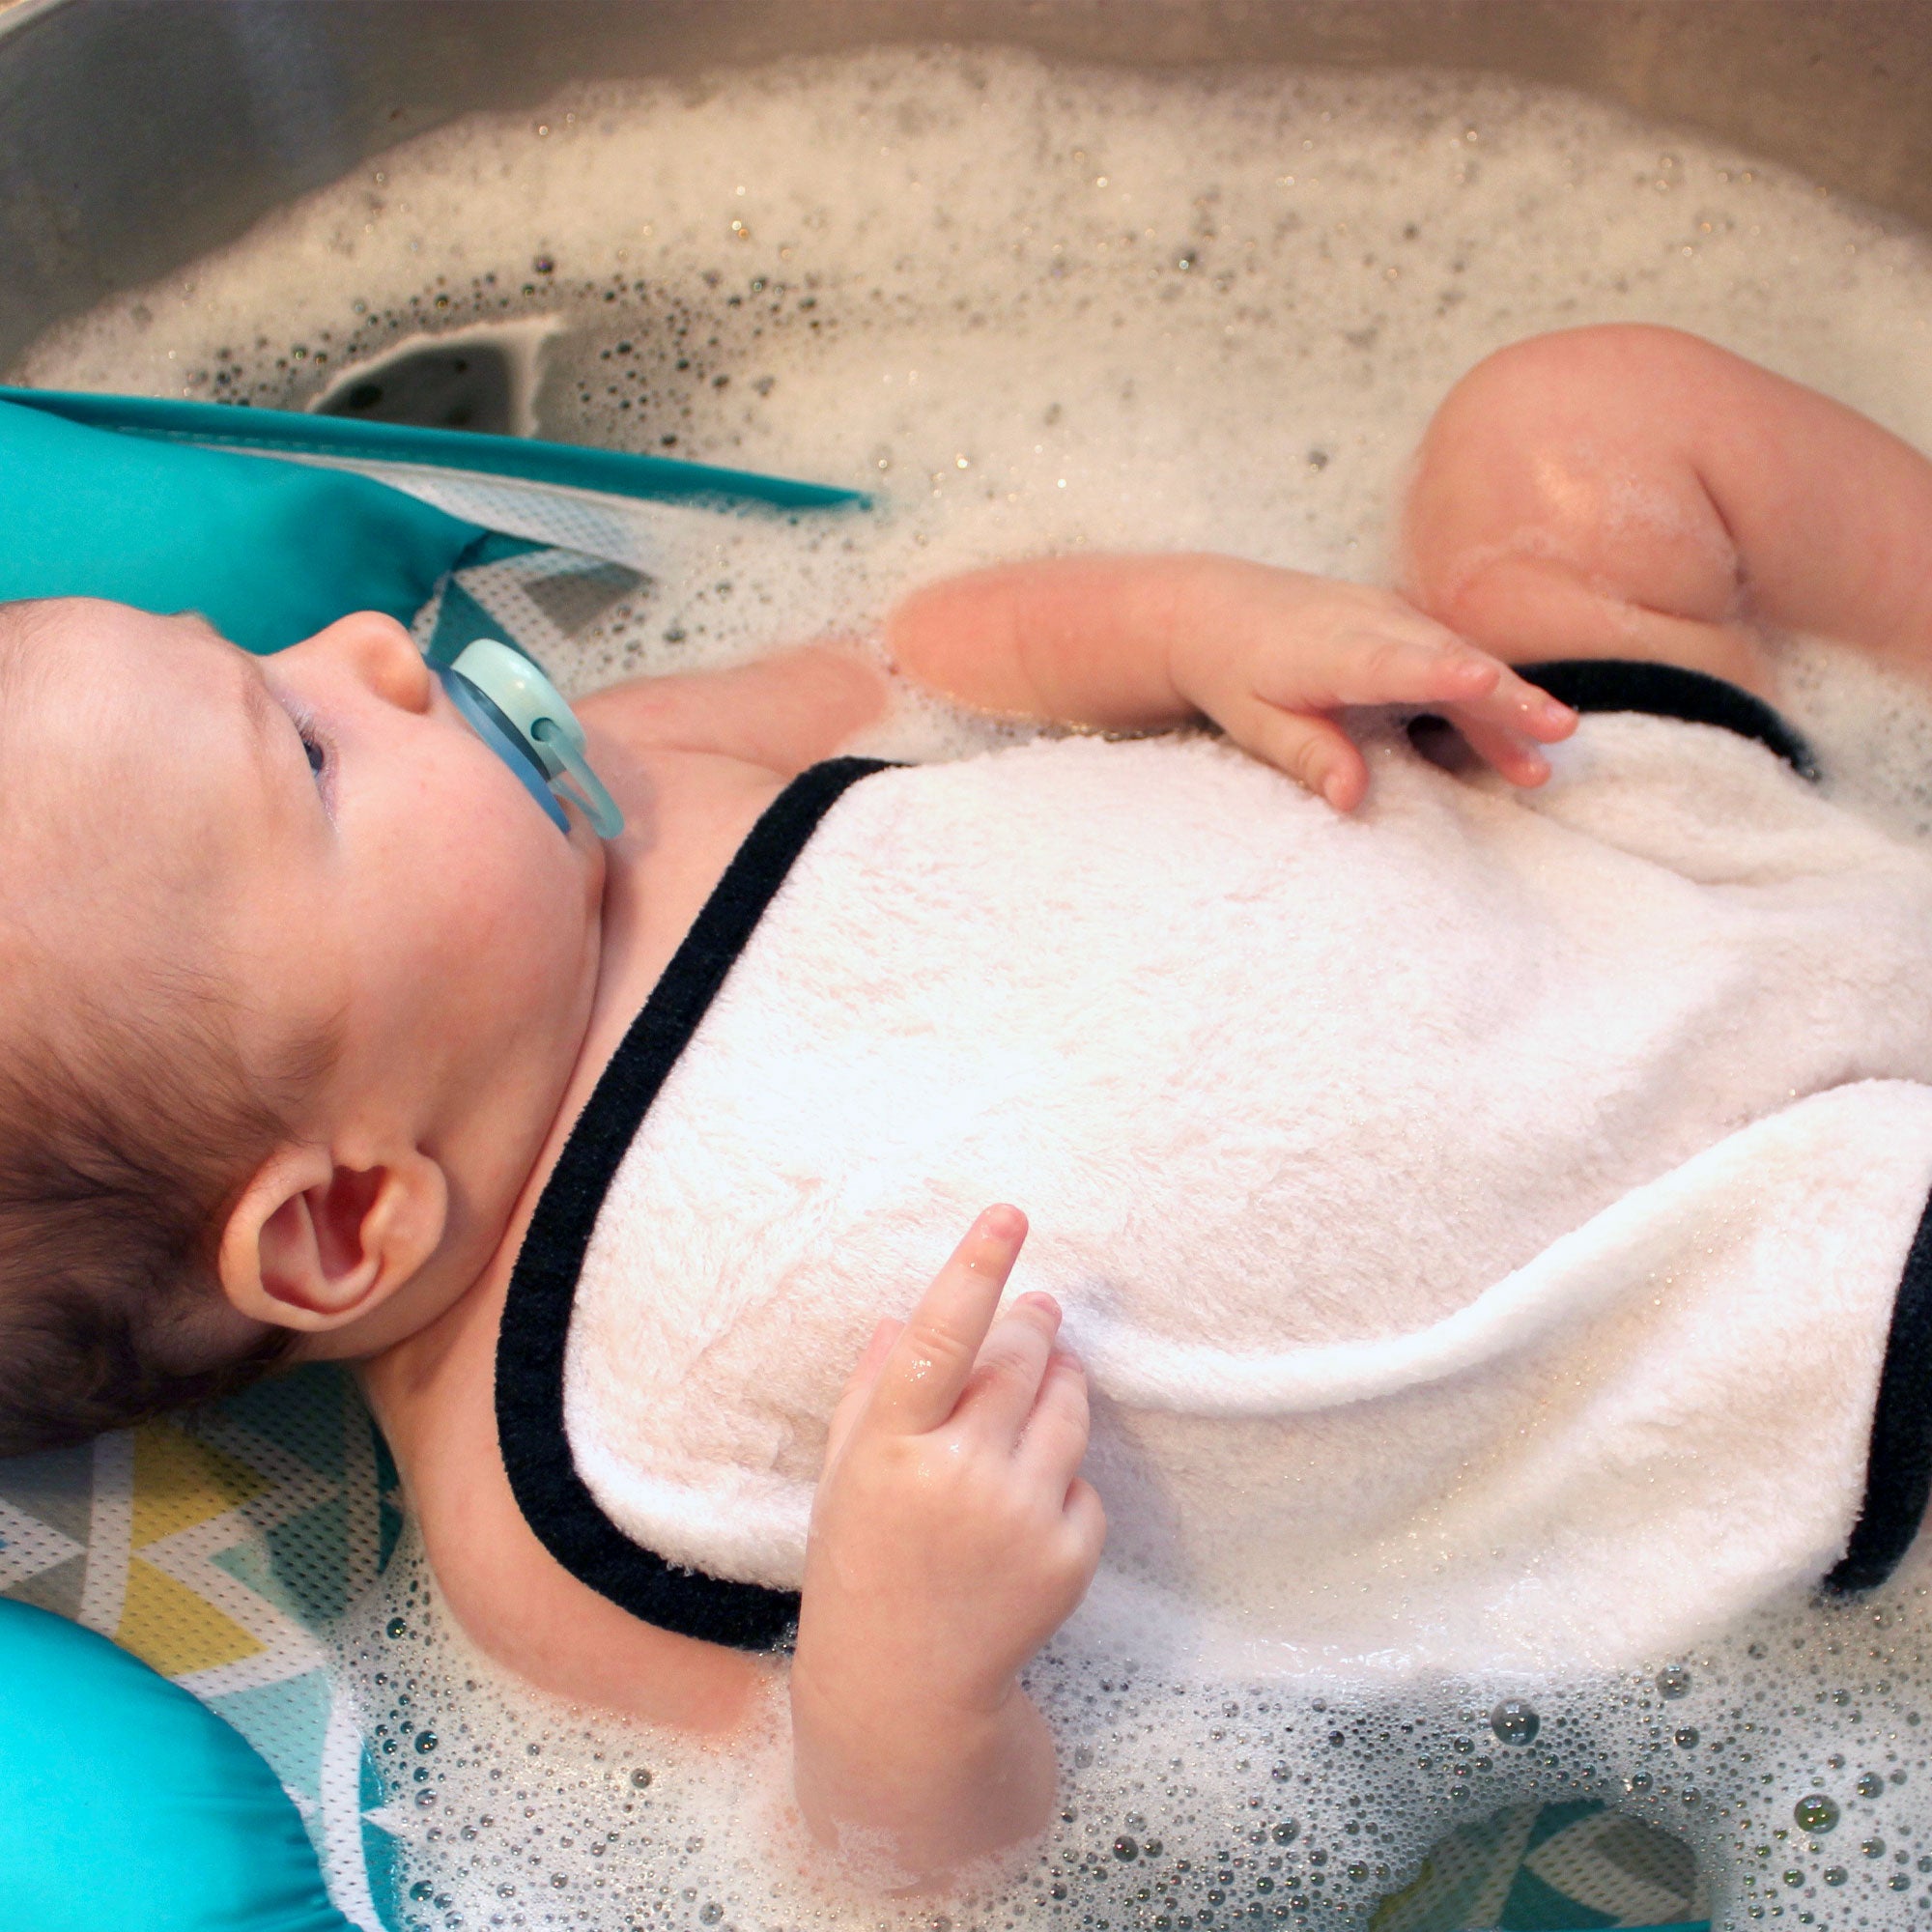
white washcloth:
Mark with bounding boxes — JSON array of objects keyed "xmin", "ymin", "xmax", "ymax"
[{"xmin": 565, "ymin": 718, "xmax": 1932, "ymax": 1673}]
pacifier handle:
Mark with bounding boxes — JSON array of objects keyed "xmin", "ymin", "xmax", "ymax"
[
  {"xmin": 529, "ymin": 718, "xmax": 625, "ymax": 839},
  {"xmin": 443, "ymin": 638, "xmax": 626, "ymax": 839}
]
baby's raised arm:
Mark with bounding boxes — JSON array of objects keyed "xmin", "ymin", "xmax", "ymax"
[
  {"xmin": 791, "ymin": 1207, "xmax": 1103, "ymax": 1885},
  {"xmin": 1402, "ymin": 324, "xmax": 1932, "ymax": 694}
]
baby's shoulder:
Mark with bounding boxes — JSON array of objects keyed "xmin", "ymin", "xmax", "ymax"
[{"xmin": 577, "ymin": 644, "xmax": 890, "ymax": 777}]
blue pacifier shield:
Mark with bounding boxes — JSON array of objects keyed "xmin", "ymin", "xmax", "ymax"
[{"xmin": 439, "ymin": 639, "xmax": 624, "ymax": 840}]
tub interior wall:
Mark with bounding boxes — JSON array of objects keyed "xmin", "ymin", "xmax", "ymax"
[{"xmin": 4, "ymin": 0, "xmax": 1932, "ymax": 370}]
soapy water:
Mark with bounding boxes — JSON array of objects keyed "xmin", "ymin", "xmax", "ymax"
[
  {"xmin": 340, "ymin": 1531, "xmax": 1931, "ymax": 1932},
  {"xmin": 17, "ymin": 44, "xmax": 1932, "ymax": 1931}
]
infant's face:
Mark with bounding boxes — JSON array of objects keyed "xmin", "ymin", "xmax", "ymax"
[{"xmin": 10, "ymin": 600, "xmax": 606, "ymax": 1232}]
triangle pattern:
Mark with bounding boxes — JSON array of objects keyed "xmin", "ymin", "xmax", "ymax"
[
  {"xmin": 130, "ymin": 1420, "xmax": 267, "ymax": 1548},
  {"xmin": 0, "ymin": 1494, "xmax": 85, "ymax": 1592},
  {"xmin": 211, "ymin": 1668, "xmax": 336, "ymax": 1809},
  {"xmin": 116, "ymin": 1554, "xmax": 264, "ymax": 1677}
]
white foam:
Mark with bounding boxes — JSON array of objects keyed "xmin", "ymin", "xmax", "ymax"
[{"xmin": 21, "ymin": 45, "xmax": 1932, "ymax": 1930}]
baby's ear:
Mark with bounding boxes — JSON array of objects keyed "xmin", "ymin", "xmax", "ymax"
[{"xmin": 217, "ymin": 1144, "xmax": 448, "ymax": 1334}]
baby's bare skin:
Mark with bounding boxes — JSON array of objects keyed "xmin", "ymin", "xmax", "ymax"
[
  {"xmin": 350, "ymin": 566, "xmax": 1568, "ymax": 1871},
  {"xmin": 243, "ymin": 326, "xmax": 1932, "ymax": 1884}
]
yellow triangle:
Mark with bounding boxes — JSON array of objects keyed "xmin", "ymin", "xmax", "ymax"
[
  {"xmin": 115, "ymin": 1556, "xmax": 264, "ymax": 1678},
  {"xmin": 129, "ymin": 1419, "xmax": 268, "ymax": 1548}
]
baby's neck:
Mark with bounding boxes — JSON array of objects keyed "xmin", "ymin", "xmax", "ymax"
[{"xmin": 355, "ymin": 740, "xmax": 791, "ymax": 1381}]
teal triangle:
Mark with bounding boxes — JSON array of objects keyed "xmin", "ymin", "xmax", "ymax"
[
  {"xmin": 1523, "ymin": 1798, "xmax": 1609, "ymax": 1855},
  {"xmin": 358, "ymin": 1735, "xmax": 414, "ymax": 1928},
  {"xmin": 362, "ymin": 1771, "xmax": 410, "ymax": 1931},
  {"xmin": 211, "ymin": 1537, "xmax": 280, "ymax": 1603},
  {"xmin": 378, "ymin": 1497, "xmax": 406, "ymax": 1577},
  {"xmin": 1499, "ymin": 1861, "xmax": 1619, "ymax": 1931},
  {"xmin": 429, "ymin": 573, "xmax": 514, "ymax": 667},
  {"xmin": 209, "ymin": 1667, "xmax": 335, "ymax": 1806},
  {"xmin": 213, "ymin": 1362, "xmax": 358, "ymax": 1479},
  {"xmin": 264, "ymin": 1495, "xmax": 355, "ymax": 1624},
  {"xmin": 372, "ymin": 1420, "xmax": 401, "ymax": 1499}
]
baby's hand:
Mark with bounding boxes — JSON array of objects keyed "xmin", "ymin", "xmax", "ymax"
[
  {"xmin": 790, "ymin": 1208, "xmax": 1103, "ymax": 1873},
  {"xmin": 798, "ymin": 1206, "xmax": 1103, "ymax": 1715},
  {"xmin": 1169, "ymin": 562, "xmax": 1577, "ymax": 810}
]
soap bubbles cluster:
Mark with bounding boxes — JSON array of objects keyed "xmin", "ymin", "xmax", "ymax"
[
  {"xmin": 338, "ymin": 1532, "xmax": 1932, "ymax": 1930},
  {"xmin": 21, "ymin": 43, "xmax": 1932, "ymax": 1931}
]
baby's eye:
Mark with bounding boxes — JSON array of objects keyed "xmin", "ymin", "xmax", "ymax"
[{"xmin": 301, "ymin": 731, "xmax": 327, "ymax": 780}]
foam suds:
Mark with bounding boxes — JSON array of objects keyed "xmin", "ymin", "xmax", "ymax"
[{"xmin": 19, "ymin": 46, "xmax": 1932, "ymax": 1930}]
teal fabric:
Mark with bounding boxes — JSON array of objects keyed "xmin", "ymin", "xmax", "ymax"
[
  {"xmin": 0, "ymin": 1601, "xmax": 353, "ymax": 1932},
  {"xmin": 0, "ymin": 395, "xmax": 485, "ymax": 655},
  {"xmin": 0, "ymin": 385, "xmax": 868, "ymax": 512}
]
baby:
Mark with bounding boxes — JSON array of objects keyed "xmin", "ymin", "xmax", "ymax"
[{"xmin": 5, "ymin": 325, "xmax": 1932, "ymax": 1888}]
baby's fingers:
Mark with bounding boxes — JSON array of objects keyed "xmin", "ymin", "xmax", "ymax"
[
  {"xmin": 1221, "ymin": 695, "xmax": 1370, "ymax": 810},
  {"xmin": 1442, "ymin": 670, "xmax": 1577, "ymax": 788},
  {"xmin": 958, "ymin": 1293, "xmax": 1065, "ymax": 1445},
  {"xmin": 1015, "ymin": 1349, "xmax": 1093, "ymax": 1496},
  {"xmin": 867, "ymin": 1205, "xmax": 1029, "ymax": 1437}
]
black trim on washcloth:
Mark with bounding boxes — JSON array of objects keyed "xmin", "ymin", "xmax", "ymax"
[
  {"xmin": 1513, "ymin": 662, "xmax": 1932, "ymax": 1592},
  {"xmin": 1826, "ymin": 1188, "xmax": 1932, "ymax": 1594},
  {"xmin": 496, "ymin": 756, "xmax": 898, "ymax": 1652},
  {"xmin": 1518, "ymin": 658, "xmax": 1820, "ymax": 781}
]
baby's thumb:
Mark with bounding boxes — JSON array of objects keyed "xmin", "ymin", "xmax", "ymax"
[{"xmin": 823, "ymin": 1317, "xmax": 903, "ymax": 1463}]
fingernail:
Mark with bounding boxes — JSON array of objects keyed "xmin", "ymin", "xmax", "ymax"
[
  {"xmin": 1321, "ymin": 773, "xmax": 1350, "ymax": 809},
  {"xmin": 980, "ymin": 1204, "xmax": 1026, "ymax": 1242},
  {"xmin": 1020, "ymin": 1292, "xmax": 1062, "ymax": 1321},
  {"xmin": 1542, "ymin": 697, "xmax": 1577, "ymax": 725}
]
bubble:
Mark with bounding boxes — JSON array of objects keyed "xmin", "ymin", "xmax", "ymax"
[
  {"xmin": 1857, "ymin": 1772, "xmax": 1887, "ymax": 1799},
  {"xmin": 1271, "ymin": 1820, "xmax": 1299, "ymax": 1845},
  {"xmin": 1113, "ymin": 1835, "xmax": 1140, "ymax": 1861},
  {"xmin": 630, "ymin": 1767, "xmax": 653, "ymax": 1790},
  {"xmin": 1794, "ymin": 1795, "xmax": 1839, "ymax": 1833},
  {"xmin": 385, "ymin": 1617, "xmax": 408, "ymax": 1639},
  {"xmin": 1673, "ymin": 1726, "xmax": 1700, "ymax": 1748},
  {"xmin": 1490, "ymin": 1699, "xmax": 1541, "ymax": 1746},
  {"xmin": 1656, "ymin": 1664, "xmax": 1692, "ymax": 1698},
  {"xmin": 1825, "ymin": 1867, "xmax": 1848, "ymax": 1886},
  {"xmin": 413, "ymin": 1730, "xmax": 438, "ymax": 1754}
]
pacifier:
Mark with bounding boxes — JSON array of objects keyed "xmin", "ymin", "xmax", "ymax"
[{"xmin": 438, "ymin": 637, "xmax": 625, "ymax": 840}]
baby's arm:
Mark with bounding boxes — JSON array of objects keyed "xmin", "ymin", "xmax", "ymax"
[
  {"xmin": 791, "ymin": 1207, "xmax": 1103, "ymax": 1885},
  {"xmin": 1402, "ymin": 324, "xmax": 1932, "ymax": 694},
  {"xmin": 887, "ymin": 555, "xmax": 1575, "ymax": 810}
]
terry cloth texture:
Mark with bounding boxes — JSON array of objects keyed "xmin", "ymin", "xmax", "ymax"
[{"xmin": 499, "ymin": 674, "xmax": 1932, "ymax": 1676}]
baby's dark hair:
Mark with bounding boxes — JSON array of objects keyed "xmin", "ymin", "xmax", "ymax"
[{"xmin": 0, "ymin": 602, "xmax": 333, "ymax": 1457}]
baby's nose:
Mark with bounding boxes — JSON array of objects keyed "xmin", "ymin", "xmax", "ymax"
[{"xmin": 303, "ymin": 611, "xmax": 434, "ymax": 713}]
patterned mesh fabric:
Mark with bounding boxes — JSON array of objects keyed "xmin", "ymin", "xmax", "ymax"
[
  {"xmin": 1375, "ymin": 1802, "xmax": 1708, "ymax": 1932},
  {"xmin": 0, "ymin": 1367, "xmax": 406, "ymax": 1930}
]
